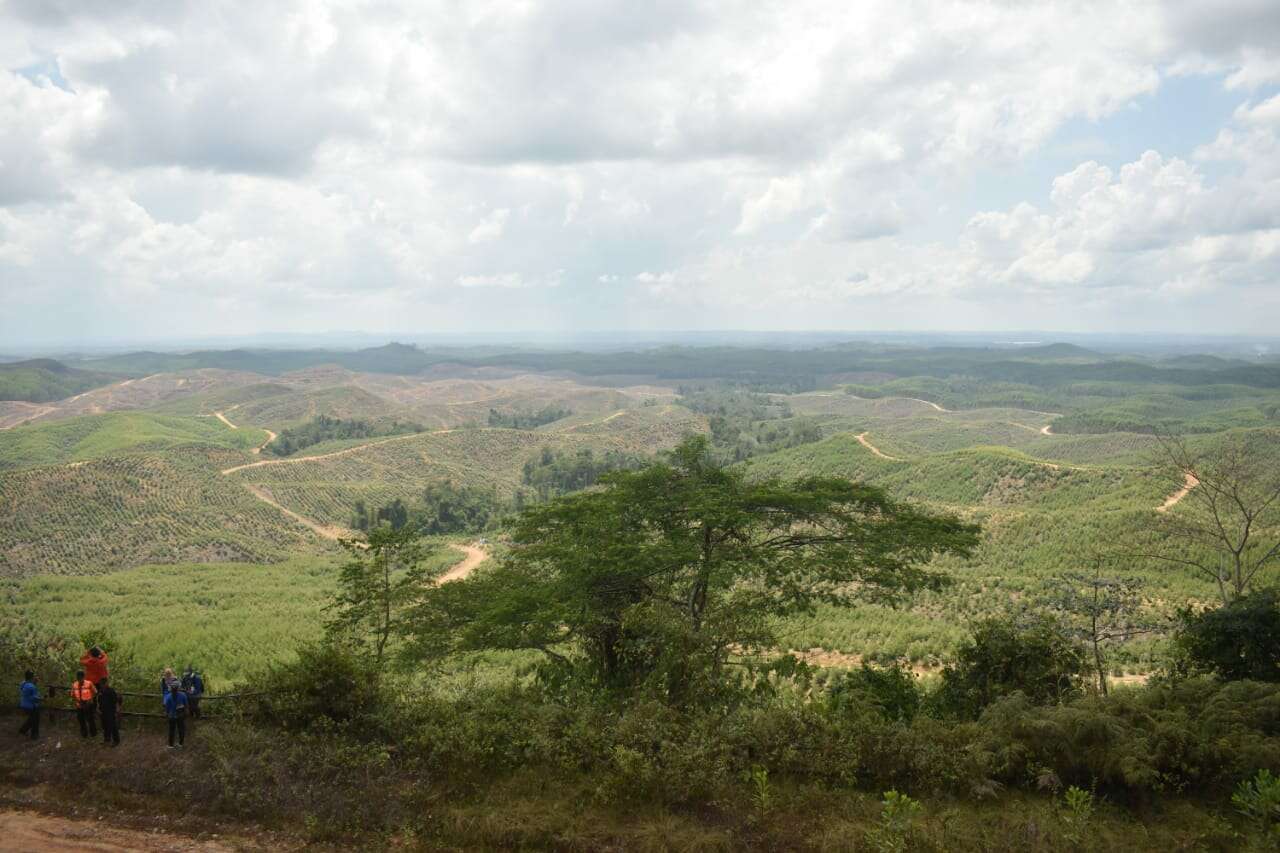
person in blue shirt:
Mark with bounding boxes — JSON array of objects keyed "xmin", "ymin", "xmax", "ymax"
[
  {"xmin": 18, "ymin": 671, "xmax": 41, "ymax": 740},
  {"xmin": 163, "ymin": 685, "xmax": 188, "ymax": 748}
]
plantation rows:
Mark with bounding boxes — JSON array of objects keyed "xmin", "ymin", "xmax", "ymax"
[{"xmin": 0, "ymin": 449, "xmax": 325, "ymax": 576}]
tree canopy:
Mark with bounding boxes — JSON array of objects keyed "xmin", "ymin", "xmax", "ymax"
[{"xmin": 405, "ymin": 436, "xmax": 979, "ymax": 699}]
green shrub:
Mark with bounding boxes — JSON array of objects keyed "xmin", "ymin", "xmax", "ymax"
[
  {"xmin": 935, "ymin": 616, "xmax": 1086, "ymax": 719},
  {"xmin": 241, "ymin": 643, "xmax": 389, "ymax": 737},
  {"xmin": 828, "ymin": 662, "xmax": 922, "ymax": 722},
  {"xmin": 1174, "ymin": 590, "xmax": 1280, "ymax": 682},
  {"xmin": 1233, "ymin": 769, "xmax": 1280, "ymax": 836}
]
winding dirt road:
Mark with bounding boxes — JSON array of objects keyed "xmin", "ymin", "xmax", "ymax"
[
  {"xmin": 855, "ymin": 432, "xmax": 903, "ymax": 461},
  {"xmin": 244, "ymin": 485, "xmax": 350, "ymax": 540},
  {"xmin": 240, "ymin": 486, "xmax": 488, "ymax": 581},
  {"xmin": 220, "ymin": 429, "xmax": 451, "ymax": 476},
  {"xmin": 214, "ymin": 410, "xmax": 277, "ymax": 454},
  {"xmin": 1156, "ymin": 472, "xmax": 1198, "ymax": 513}
]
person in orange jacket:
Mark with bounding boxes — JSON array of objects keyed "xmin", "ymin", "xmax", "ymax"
[
  {"xmin": 80, "ymin": 646, "xmax": 109, "ymax": 686},
  {"xmin": 69, "ymin": 670, "xmax": 98, "ymax": 738}
]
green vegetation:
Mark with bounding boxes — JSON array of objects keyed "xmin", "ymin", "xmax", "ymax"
[
  {"xmin": 267, "ymin": 413, "xmax": 424, "ymax": 456},
  {"xmin": 0, "ymin": 358, "xmax": 120, "ymax": 403},
  {"xmin": 0, "ymin": 411, "xmax": 264, "ymax": 471},
  {"xmin": 0, "ymin": 448, "xmax": 324, "ymax": 575},
  {"xmin": 520, "ymin": 445, "xmax": 645, "ymax": 499},
  {"xmin": 0, "ymin": 547, "xmax": 468, "ymax": 684},
  {"xmin": 409, "ymin": 436, "xmax": 976, "ymax": 697},
  {"xmin": 5, "ymin": 393, "xmax": 1280, "ymax": 847},
  {"xmin": 1174, "ymin": 589, "xmax": 1280, "ymax": 682},
  {"xmin": 486, "ymin": 404, "xmax": 572, "ymax": 429},
  {"xmin": 680, "ymin": 386, "xmax": 823, "ymax": 460},
  {"xmin": 352, "ymin": 480, "xmax": 504, "ymax": 534}
]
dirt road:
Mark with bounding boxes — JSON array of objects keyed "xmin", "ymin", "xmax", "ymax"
[
  {"xmin": 0, "ymin": 810, "xmax": 241, "ymax": 852},
  {"xmin": 243, "ymin": 485, "xmax": 350, "ymax": 540},
  {"xmin": 1157, "ymin": 472, "xmax": 1198, "ymax": 513},
  {"xmin": 253, "ymin": 429, "xmax": 277, "ymax": 454},
  {"xmin": 904, "ymin": 397, "xmax": 950, "ymax": 412},
  {"xmin": 220, "ymin": 429, "xmax": 452, "ymax": 476},
  {"xmin": 855, "ymin": 432, "xmax": 903, "ymax": 461},
  {"xmin": 213, "ymin": 411, "xmax": 237, "ymax": 430},
  {"xmin": 438, "ymin": 543, "xmax": 489, "ymax": 583},
  {"xmin": 1040, "ymin": 424, "xmax": 1053, "ymax": 436}
]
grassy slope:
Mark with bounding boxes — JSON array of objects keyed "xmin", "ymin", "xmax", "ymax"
[{"xmin": 0, "ymin": 546, "xmax": 467, "ymax": 684}]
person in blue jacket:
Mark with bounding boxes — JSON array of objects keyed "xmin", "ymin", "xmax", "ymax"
[
  {"xmin": 163, "ymin": 685, "xmax": 188, "ymax": 748},
  {"xmin": 18, "ymin": 670, "xmax": 41, "ymax": 740},
  {"xmin": 181, "ymin": 666, "xmax": 204, "ymax": 719}
]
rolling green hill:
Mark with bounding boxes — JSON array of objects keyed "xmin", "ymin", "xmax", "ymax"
[{"xmin": 0, "ymin": 359, "xmax": 122, "ymax": 403}]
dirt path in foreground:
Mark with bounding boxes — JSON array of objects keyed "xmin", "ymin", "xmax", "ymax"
[
  {"xmin": 855, "ymin": 432, "xmax": 904, "ymax": 461},
  {"xmin": 0, "ymin": 809, "xmax": 244, "ymax": 852},
  {"xmin": 1157, "ymin": 472, "xmax": 1198, "ymax": 513}
]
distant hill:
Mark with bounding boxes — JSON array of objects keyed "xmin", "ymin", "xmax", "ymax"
[
  {"xmin": 0, "ymin": 359, "xmax": 121, "ymax": 403},
  {"xmin": 73, "ymin": 343, "xmax": 455, "ymax": 377}
]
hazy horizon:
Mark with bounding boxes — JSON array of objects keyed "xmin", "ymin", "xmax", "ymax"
[{"xmin": 3, "ymin": 2, "xmax": 1279, "ymax": 344}]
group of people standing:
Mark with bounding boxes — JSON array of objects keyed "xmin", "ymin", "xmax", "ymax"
[{"xmin": 16, "ymin": 647, "xmax": 205, "ymax": 750}]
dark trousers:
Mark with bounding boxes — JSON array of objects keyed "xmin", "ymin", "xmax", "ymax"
[
  {"xmin": 18, "ymin": 708, "xmax": 39, "ymax": 740},
  {"xmin": 188, "ymin": 697, "xmax": 201, "ymax": 719},
  {"xmin": 76, "ymin": 705, "xmax": 98, "ymax": 738},
  {"xmin": 101, "ymin": 714, "xmax": 120, "ymax": 746},
  {"xmin": 167, "ymin": 716, "xmax": 185, "ymax": 746}
]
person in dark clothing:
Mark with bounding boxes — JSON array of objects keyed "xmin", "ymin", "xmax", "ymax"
[
  {"xmin": 163, "ymin": 686, "xmax": 188, "ymax": 748},
  {"xmin": 182, "ymin": 666, "xmax": 204, "ymax": 719},
  {"xmin": 97, "ymin": 677, "xmax": 122, "ymax": 746},
  {"xmin": 69, "ymin": 670, "xmax": 97, "ymax": 738},
  {"xmin": 17, "ymin": 671, "xmax": 40, "ymax": 740}
]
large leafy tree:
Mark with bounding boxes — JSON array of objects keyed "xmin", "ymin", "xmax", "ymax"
[{"xmin": 406, "ymin": 436, "xmax": 978, "ymax": 699}]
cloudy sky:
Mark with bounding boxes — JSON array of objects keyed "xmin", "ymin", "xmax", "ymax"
[{"xmin": 2, "ymin": 0, "xmax": 1279, "ymax": 345}]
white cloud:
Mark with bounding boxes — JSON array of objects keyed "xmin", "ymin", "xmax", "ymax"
[
  {"xmin": 0, "ymin": 1, "xmax": 1278, "ymax": 342},
  {"xmin": 467, "ymin": 208, "xmax": 510, "ymax": 244}
]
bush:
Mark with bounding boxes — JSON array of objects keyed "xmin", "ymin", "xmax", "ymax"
[
  {"xmin": 1174, "ymin": 589, "xmax": 1280, "ymax": 682},
  {"xmin": 241, "ymin": 643, "xmax": 389, "ymax": 737},
  {"xmin": 828, "ymin": 663, "xmax": 922, "ymax": 723},
  {"xmin": 935, "ymin": 616, "xmax": 1086, "ymax": 719}
]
